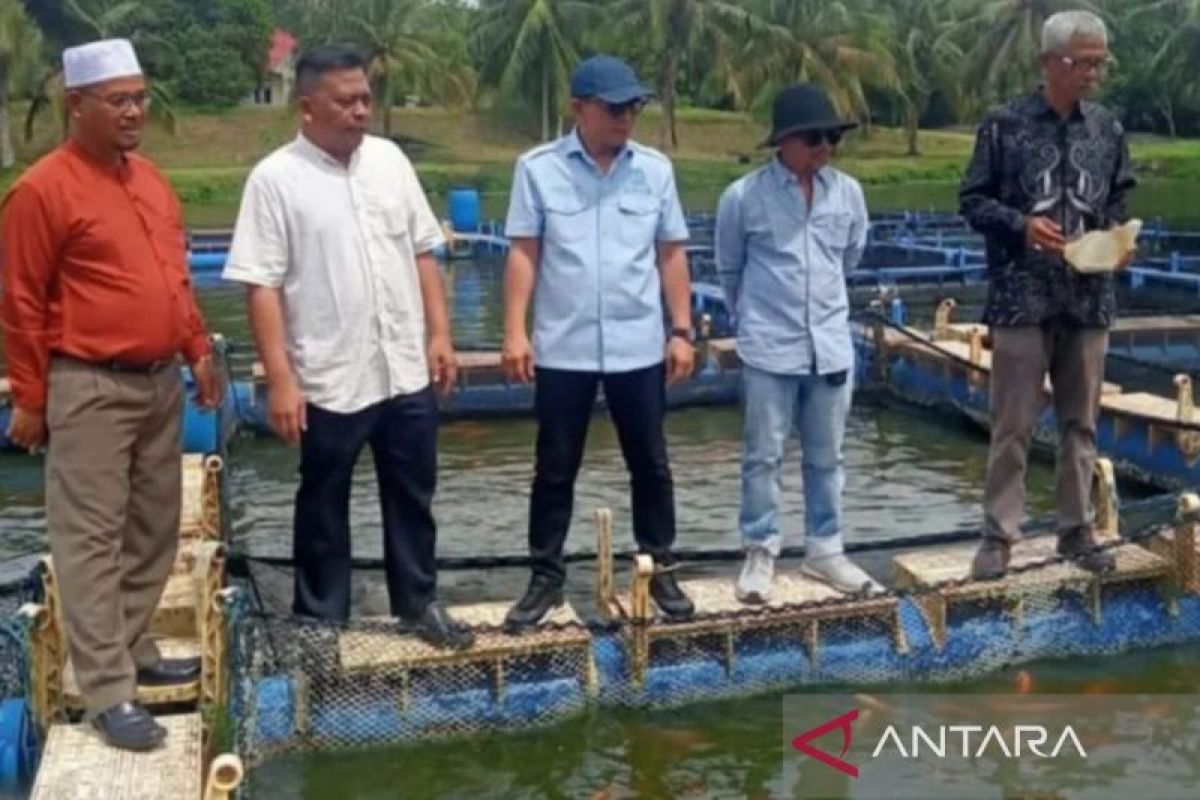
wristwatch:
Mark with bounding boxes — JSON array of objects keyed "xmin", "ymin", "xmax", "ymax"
[{"xmin": 669, "ymin": 327, "xmax": 694, "ymax": 343}]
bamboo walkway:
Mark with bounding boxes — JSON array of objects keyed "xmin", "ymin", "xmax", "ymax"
[{"xmin": 26, "ymin": 455, "xmax": 242, "ymax": 799}]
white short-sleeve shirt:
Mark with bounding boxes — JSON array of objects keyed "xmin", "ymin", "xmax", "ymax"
[{"xmin": 223, "ymin": 134, "xmax": 444, "ymax": 414}]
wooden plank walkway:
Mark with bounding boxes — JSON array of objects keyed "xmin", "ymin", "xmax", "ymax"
[
  {"xmin": 337, "ymin": 602, "xmax": 596, "ymax": 708},
  {"xmin": 1101, "ymin": 391, "xmax": 1184, "ymax": 421},
  {"xmin": 942, "ymin": 316, "xmax": 1200, "ymax": 336},
  {"xmin": 892, "ymin": 334, "xmax": 1124, "ymax": 396},
  {"xmin": 1110, "ymin": 315, "xmax": 1200, "ymax": 333},
  {"xmin": 893, "ymin": 536, "xmax": 1172, "ymax": 648},
  {"xmin": 62, "ymin": 638, "xmax": 202, "ymax": 711},
  {"xmin": 28, "ymin": 452, "xmax": 237, "ymax": 798},
  {"xmin": 339, "ymin": 602, "xmax": 592, "ymax": 672},
  {"xmin": 31, "ymin": 713, "xmax": 202, "ymax": 800},
  {"xmin": 614, "ymin": 569, "xmax": 906, "ymax": 683},
  {"xmin": 616, "ymin": 571, "xmax": 897, "ymax": 632}
]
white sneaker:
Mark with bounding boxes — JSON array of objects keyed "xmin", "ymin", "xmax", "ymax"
[
  {"xmin": 736, "ymin": 548, "xmax": 775, "ymax": 604},
  {"xmin": 800, "ymin": 554, "xmax": 884, "ymax": 595}
]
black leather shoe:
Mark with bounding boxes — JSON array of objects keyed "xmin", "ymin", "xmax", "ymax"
[
  {"xmin": 1057, "ymin": 527, "xmax": 1116, "ymax": 574},
  {"xmin": 406, "ymin": 601, "xmax": 475, "ymax": 650},
  {"xmin": 504, "ymin": 575, "xmax": 564, "ymax": 633},
  {"xmin": 136, "ymin": 657, "xmax": 201, "ymax": 687},
  {"xmin": 92, "ymin": 701, "xmax": 166, "ymax": 752},
  {"xmin": 970, "ymin": 538, "xmax": 1011, "ymax": 580},
  {"xmin": 650, "ymin": 570, "xmax": 694, "ymax": 620}
]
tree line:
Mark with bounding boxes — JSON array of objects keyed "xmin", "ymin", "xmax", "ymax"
[{"xmin": 1, "ymin": 0, "xmax": 1197, "ymax": 168}]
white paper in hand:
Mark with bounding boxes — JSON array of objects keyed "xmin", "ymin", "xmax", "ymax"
[{"xmin": 1064, "ymin": 219, "xmax": 1142, "ymax": 273}]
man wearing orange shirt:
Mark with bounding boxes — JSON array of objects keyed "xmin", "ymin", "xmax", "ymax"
[{"xmin": 0, "ymin": 39, "xmax": 220, "ymax": 751}]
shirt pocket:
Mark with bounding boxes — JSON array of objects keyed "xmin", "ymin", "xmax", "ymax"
[
  {"xmin": 544, "ymin": 193, "xmax": 590, "ymax": 245},
  {"xmin": 809, "ymin": 211, "xmax": 852, "ymax": 259},
  {"xmin": 744, "ymin": 195, "xmax": 778, "ymax": 247},
  {"xmin": 616, "ymin": 192, "xmax": 660, "ymax": 249}
]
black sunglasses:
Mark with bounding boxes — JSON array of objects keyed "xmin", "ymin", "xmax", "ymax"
[
  {"xmin": 602, "ymin": 99, "xmax": 646, "ymax": 118},
  {"xmin": 796, "ymin": 129, "xmax": 844, "ymax": 147}
]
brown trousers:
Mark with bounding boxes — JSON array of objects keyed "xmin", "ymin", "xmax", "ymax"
[
  {"xmin": 44, "ymin": 357, "xmax": 183, "ymax": 715},
  {"xmin": 982, "ymin": 324, "xmax": 1109, "ymax": 543}
]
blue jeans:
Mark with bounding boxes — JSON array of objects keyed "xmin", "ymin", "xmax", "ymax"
[{"xmin": 739, "ymin": 363, "xmax": 852, "ymax": 555}]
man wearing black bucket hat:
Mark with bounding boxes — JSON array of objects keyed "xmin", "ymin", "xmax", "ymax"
[
  {"xmin": 501, "ymin": 55, "xmax": 696, "ymax": 629},
  {"xmin": 715, "ymin": 84, "xmax": 880, "ymax": 604}
]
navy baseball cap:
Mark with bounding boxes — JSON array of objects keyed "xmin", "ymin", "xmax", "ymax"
[{"xmin": 570, "ymin": 55, "xmax": 652, "ymax": 103}]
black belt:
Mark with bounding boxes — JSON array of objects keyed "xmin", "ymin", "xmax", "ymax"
[{"xmin": 54, "ymin": 353, "xmax": 176, "ymax": 374}]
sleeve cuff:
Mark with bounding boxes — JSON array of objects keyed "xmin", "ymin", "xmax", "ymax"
[
  {"xmin": 1010, "ymin": 212, "xmax": 1027, "ymax": 235},
  {"xmin": 12, "ymin": 386, "xmax": 46, "ymax": 414},
  {"xmin": 221, "ymin": 263, "xmax": 285, "ymax": 289},
  {"xmin": 184, "ymin": 335, "xmax": 212, "ymax": 364},
  {"xmin": 413, "ymin": 234, "xmax": 445, "ymax": 255}
]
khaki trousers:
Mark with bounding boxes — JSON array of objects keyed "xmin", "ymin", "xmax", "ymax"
[
  {"xmin": 44, "ymin": 358, "xmax": 183, "ymax": 715},
  {"xmin": 982, "ymin": 324, "xmax": 1109, "ymax": 543}
]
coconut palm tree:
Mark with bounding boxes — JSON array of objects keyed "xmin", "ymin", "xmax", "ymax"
[
  {"xmin": 950, "ymin": 0, "xmax": 1104, "ymax": 107},
  {"xmin": 0, "ymin": 0, "xmax": 43, "ymax": 168},
  {"xmin": 1112, "ymin": 0, "xmax": 1199, "ymax": 137},
  {"xmin": 741, "ymin": 0, "xmax": 897, "ymax": 129},
  {"xmin": 25, "ymin": 0, "xmax": 178, "ymax": 141},
  {"xmin": 473, "ymin": 0, "xmax": 598, "ymax": 143},
  {"xmin": 61, "ymin": 0, "xmax": 145, "ymax": 36},
  {"xmin": 295, "ymin": 0, "xmax": 473, "ymax": 137},
  {"xmin": 880, "ymin": 0, "xmax": 963, "ymax": 155},
  {"xmin": 606, "ymin": 0, "xmax": 768, "ymax": 151}
]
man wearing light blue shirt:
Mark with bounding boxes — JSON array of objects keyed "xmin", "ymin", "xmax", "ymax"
[
  {"xmin": 501, "ymin": 55, "xmax": 696, "ymax": 629},
  {"xmin": 716, "ymin": 83, "xmax": 882, "ymax": 603}
]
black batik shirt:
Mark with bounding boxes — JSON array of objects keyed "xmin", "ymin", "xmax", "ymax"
[{"xmin": 958, "ymin": 90, "xmax": 1136, "ymax": 328}]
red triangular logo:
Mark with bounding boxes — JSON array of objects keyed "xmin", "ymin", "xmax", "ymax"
[{"xmin": 791, "ymin": 708, "xmax": 859, "ymax": 778}]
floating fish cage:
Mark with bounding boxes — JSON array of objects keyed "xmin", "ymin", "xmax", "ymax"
[
  {"xmin": 857, "ymin": 299, "xmax": 1200, "ymax": 491},
  {"xmin": 4, "ymin": 441, "xmax": 1200, "ymax": 796},
  {"xmin": 217, "ymin": 475, "xmax": 1200, "ymax": 792}
]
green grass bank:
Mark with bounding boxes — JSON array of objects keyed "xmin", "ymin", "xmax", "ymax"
[{"xmin": 5, "ymin": 105, "xmax": 1199, "ymax": 226}]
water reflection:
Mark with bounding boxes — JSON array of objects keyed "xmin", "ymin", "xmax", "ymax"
[{"xmin": 250, "ymin": 640, "xmax": 1200, "ymax": 800}]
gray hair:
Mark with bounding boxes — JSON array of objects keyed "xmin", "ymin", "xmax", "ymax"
[{"xmin": 1041, "ymin": 11, "xmax": 1108, "ymax": 54}]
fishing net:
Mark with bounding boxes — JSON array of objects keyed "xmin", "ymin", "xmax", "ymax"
[
  {"xmin": 224, "ymin": 489, "xmax": 1199, "ymax": 797},
  {"xmin": 0, "ymin": 574, "xmax": 36, "ymax": 703}
]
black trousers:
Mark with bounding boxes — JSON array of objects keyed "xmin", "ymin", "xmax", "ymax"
[
  {"xmin": 529, "ymin": 363, "xmax": 677, "ymax": 584},
  {"xmin": 293, "ymin": 387, "xmax": 438, "ymax": 621}
]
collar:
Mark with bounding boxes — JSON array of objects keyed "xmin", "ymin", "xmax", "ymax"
[
  {"xmin": 294, "ymin": 132, "xmax": 361, "ymax": 170},
  {"xmin": 1031, "ymin": 87, "xmax": 1088, "ymax": 122},
  {"xmin": 562, "ymin": 127, "xmax": 633, "ymax": 168},
  {"xmin": 64, "ymin": 138, "xmax": 132, "ymax": 178},
  {"xmin": 769, "ymin": 154, "xmax": 829, "ymax": 189}
]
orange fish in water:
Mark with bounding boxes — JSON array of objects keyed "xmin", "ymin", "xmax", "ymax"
[{"xmin": 1080, "ymin": 680, "xmax": 1119, "ymax": 695}]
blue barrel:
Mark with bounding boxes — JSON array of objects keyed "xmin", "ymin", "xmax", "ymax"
[
  {"xmin": 0, "ymin": 698, "xmax": 37, "ymax": 791},
  {"xmin": 447, "ymin": 187, "xmax": 481, "ymax": 233},
  {"xmin": 188, "ymin": 251, "xmax": 227, "ymax": 273},
  {"xmin": 183, "ymin": 395, "xmax": 219, "ymax": 453}
]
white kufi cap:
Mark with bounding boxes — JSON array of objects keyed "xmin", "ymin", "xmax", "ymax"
[{"xmin": 62, "ymin": 39, "xmax": 142, "ymax": 89}]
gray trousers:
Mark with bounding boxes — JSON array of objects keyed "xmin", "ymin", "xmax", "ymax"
[
  {"xmin": 45, "ymin": 358, "xmax": 183, "ymax": 714},
  {"xmin": 982, "ymin": 324, "xmax": 1108, "ymax": 543}
]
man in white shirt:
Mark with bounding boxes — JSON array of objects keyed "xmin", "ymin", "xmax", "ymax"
[{"xmin": 223, "ymin": 46, "xmax": 472, "ymax": 649}]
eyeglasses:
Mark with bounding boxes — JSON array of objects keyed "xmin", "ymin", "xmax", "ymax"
[
  {"xmin": 1058, "ymin": 55, "xmax": 1115, "ymax": 75},
  {"xmin": 602, "ymin": 100, "xmax": 645, "ymax": 118},
  {"xmin": 796, "ymin": 129, "xmax": 844, "ymax": 147},
  {"xmin": 85, "ymin": 90, "xmax": 151, "ymax": 111}
]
